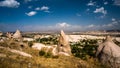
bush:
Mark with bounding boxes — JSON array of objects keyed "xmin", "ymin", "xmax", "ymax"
[
  {"xmin": 71, "ymin": 39, "xmax": 98, "ymax": 60},
  {"xmin": 39, "ymin": 50, "xmax": 46, "ymax": 56},
  {"xmin": 44, "ymin": 52, "xmax": 52, "ymax": 58},
  {"xmin": 39, "ymin": 50, "xmax": 52, "ymax": 58},
  {"xmin": 35, "ymin": 37, "xmax": 58, "ymax": 45},
  {"xmin": 28, "ymin": 41, "xmax": 33, "ymax": 47}
]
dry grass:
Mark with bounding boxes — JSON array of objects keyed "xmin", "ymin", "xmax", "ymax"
[{"xmin": 0, "ymin": 39, "xmax": 108, "ymax": 68}]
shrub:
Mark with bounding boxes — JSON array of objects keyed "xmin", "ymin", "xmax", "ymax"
[
  {"xmin": 28, "ymin": 41, "xmax": 33, "ymax": 47},
  {"xmin": 44, "ymin": 52, "xmax": 52, "ymax": 58},
  {"xmin": 39, "ymin": 50, "xmax": 45, "ymax": 56},
  {"xmin": 35, "ymin": 37, "xmax": 58, "ymax": 45},
  {"xmin": 71, "ymin": 39, "xmax": 98, "ymax": 60}
]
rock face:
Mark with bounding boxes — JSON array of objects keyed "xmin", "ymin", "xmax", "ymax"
[
  {"xmin": 57, "ymin": 30, "xmax": 71, "ymax": 56},
  {"xmin": 13, "ymin": 29, "xmax": 22, "ymax": 39},
  {"xmin": 96, "ymin": 36, "xmax": 120, "ymax": 67}
]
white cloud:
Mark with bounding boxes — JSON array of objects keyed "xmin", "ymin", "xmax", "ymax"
[
  {"xmin": 41, "ymin": 6, "xmax": 49, "ymax": 11},
  {"xmin": 104, "ymin": 2, "xmax": 108, "ymax": 5},
  {"xmin": 94, "ymin": 7, "xmax": 107, "ymax": 15},
  {"xmin": 35, "ymin": 7, "xmax": 41, "ymax": 10},
  {"xmin": 56, "ymin": 22, "xmax": 71, "ymax": 28},
  {"xmin": 102, "ymin": 23, "xmax": 113, "ymax": 27},
  {"xmin": 85, "ymin": 19, "xmax": 119, "ymax": 30},
  {"xmin": 87, "ymin": 1, "xmax": 96, "ymax": 6},
  {"xmin": 87, "ymin": 24, "xmax": 95, "ymax": 28},
  {"xmin": 102, "ymin": 20, "xmax": 118, "ymax": 28},
  {"xmin": 35, "ymin": 6, "xmax": 50, "ymax": 13},
  {"xmin": 112, "ymin": 18, "xmax": 116, "ymax": 21},
  {"xmin": 25, "ymin": 11, "xmax": 37, "ymax": 16},
  {"xmin": 20, "ymin": 19, "xmax": 120, "ymax": 32},
  {"xmin": 114, "ymin": 0, "xmax": 120, "ymax": 6},
  {"xmin": 0, "ymin": 0, "xmax": 20, "ymax": 8},
  {"xmin": 54, "ymin": 22, "xmax": 82, "ymax": 31},
  {"xmin": 21, "ymin": 22, "xmax": 82, "ymax": 31}
]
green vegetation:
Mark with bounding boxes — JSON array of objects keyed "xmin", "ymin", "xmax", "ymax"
[
  {"xmin": 36, "ymin": 36, "xmax": 58, "ymax": 45},
  {"xmin": 0, "ymin": 37, "xmax": 110, "ymax": 68},
  {"xmin": 39, "ymin": 50, "xmax": 46, "ymax": 56},
  {"xmin": 71, "ymin": 39, "xmax": 98, "ymax": 60}
]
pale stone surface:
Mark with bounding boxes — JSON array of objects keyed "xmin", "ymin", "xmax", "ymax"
[
  {"xmin": 6, "ymin": 32, "xmax": 12, "ymax": 38},
  {"xmin": 32, "ymin": 43, "xmax": 58, "ymax": 56},
  {"xmin": 23, "ymin": 37, "xmax": 34, "ymax": 41},
  {"xmin": 57, "ymin": 30, "xmax": 71, "ymax": 55},
  {"xmin": 34, "ymin": 35, "xmax": 41, "ymax": 39},
  {"xmin": 115, "ymin": 37, "xmax": 120, "ymax": 42},
  {"xmin": 96, "ymin": 36, "xmax": 120, "ymax": 67},
  {"xmin": 67, "ymin": 35, "xmax": 105, "ymax": 42},
  {"xmin": 9, "ymin": 49, "xmax": 32, "ymax": 57},
  {"xmin": 0, "ymin": 46, "xmax": 32, "ymax": 58},
  {"xmin": 32, "ymin": 43, "xmax": 46, "ymax": 50},
  {"xmin": 13, "ymin": 29, "xmax": 22, "ymax": 39},
  {"xmin": 31, "ymin": 30, "xmax": 72, "ymax": 56}
]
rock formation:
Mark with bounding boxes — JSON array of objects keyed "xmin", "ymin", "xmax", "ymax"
[
  {"xmin": 32, "ymin": 43, "xmax": 46, "ymax": 50},
  {"xmin": 96, "ymin": 36, "xmax": 120, "ymax": 68},
  {"xmin": 6, "ymin": 32, "xmax": 12, "ymax": 38},
  {"xmin": 0, "ymin": 31, "xmax": 3, "ymax": 36},
  {"xmin": 31, "ymin": 30, "xmax": 71, "ymax": 56},
  {"xmin": 13, "ymin": 29, "xmax": 22, "ymax": 39},
  {"xmin": 57, "ymin": 30, "xmax": 71, "ymax": 56}
]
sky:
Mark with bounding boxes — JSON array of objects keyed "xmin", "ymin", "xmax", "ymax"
[{"xmin": 0, "ymin": 0, "xmax": 120, "ymax": 32}]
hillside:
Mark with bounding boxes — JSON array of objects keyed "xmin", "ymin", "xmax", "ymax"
[{"xmin": 0, "ymin": 39, "xmax": 106, "ymax": 68}]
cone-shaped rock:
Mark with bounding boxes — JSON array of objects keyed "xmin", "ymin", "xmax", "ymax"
[
  {"xmin": 13, "ymin": 29, "xmax": 22, "ymax": 39},
  {"xmin": 6, "ymin": 32, "xmax": 12, "ymax": 38},
  {"xmin": 57, "ymin": 30, "xmax": 71, "ymax": 55},
  {"xmin": 96, "ymin": 36, "xmax": 120, "ymax": 67}
]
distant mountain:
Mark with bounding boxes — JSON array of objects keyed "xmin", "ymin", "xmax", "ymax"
[{"xmin": 106, "ymin": 29, "xmax": 120, "ymax": 32}]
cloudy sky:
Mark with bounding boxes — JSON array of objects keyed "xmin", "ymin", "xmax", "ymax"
[{"xmin": 0, "ymin": 0, "xmax": 120, "ymax": 32}]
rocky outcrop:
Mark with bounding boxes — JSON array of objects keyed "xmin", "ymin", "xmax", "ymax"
[
  {"xmin": 13, "ymin": 29, "xmax": 22, "ymax": 39},
  {"xmin": 32, "ymin": 30, "xmax": 71, "ymax": 56},
  {"xmin": 96, "ymin": 36, "xmax": 120, "ymax": 68},
  {"xmin": 6, "ymin": 32, "xmax": 12, "ymax": 38},
  {"xmin": 32, "ymin": 43, "xmax": 46, "ymax": 50},
  {"xmin": 0, "ymin": 46, "xmax": 32, "ymax": 58},
  {"xmin": 57, "ymin": 30, "xmax": 71, "ymax": 56}
]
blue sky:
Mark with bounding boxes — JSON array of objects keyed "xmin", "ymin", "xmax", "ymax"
[{"xmin": 0, "ymin": 0, "xmax": 120, "ymax": 32}]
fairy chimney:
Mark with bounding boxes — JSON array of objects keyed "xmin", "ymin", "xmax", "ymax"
[
  {"xmin": 96, "ymin": 36, "xmax": 120, "ymax": 67},
  {"xmin": 57, "ymin": 30, "xmax": 71, "ymax": 55},
  {"xmin": 13, "ymin": 29, "xmax": 22, "ymax": 39},
  {"xmin": 6, "ymin": 32, "xmax": 12, "ymax": 38}
]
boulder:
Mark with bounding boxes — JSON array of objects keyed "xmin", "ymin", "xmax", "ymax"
[
  {"xmin": 96, "ymin": 36, "xmax": 120, "ymax": 67},
  {"xmin": 32, "ymin": 43, "xmax": 45, "ymax": 50}
]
